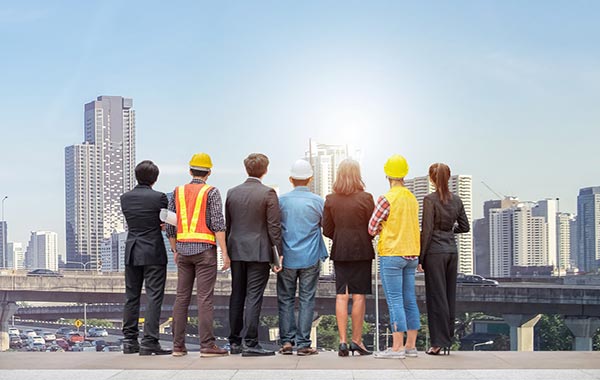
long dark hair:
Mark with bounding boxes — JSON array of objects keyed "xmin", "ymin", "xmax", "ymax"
[{"xmin": 429, "ymin": 163, "xmax": 451, "ymax": 204}]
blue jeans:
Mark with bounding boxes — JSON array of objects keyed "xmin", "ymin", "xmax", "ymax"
[
  {"xmin": 379, "ymin": 256, "xmax": 420, "ymax": 332},
  {"xmin": 277, "ymin": 262, "xmax": 320, "ymax": 348}
]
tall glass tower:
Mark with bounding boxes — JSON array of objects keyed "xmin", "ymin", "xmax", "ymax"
[{"xmin": 65, "ymin": 96, "xmax": 135, "ymax": 270}]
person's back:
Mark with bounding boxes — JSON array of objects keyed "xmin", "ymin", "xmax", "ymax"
[
  {"xmin": 121, "ymin": 186, "xmax": 167, "ymax": 266},
  {"xmin": 226, "ymin": 179, "xmax": 279, "ymax": 263},
  {"xmin": 279, "ymin": 187, "xmax": 327, "ymax": 268},
  {"xmin": 421, "ymin": 192, "xmax": 469, "ymax": 255}
]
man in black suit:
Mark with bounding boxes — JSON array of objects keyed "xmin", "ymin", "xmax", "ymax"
[
  {"xmin": 120, "ymin": 160, "xmax": 172, "ymax": 355},
  {"xmin": 226, "ymin": 153, "xmax": 282, "ymax": 356}
]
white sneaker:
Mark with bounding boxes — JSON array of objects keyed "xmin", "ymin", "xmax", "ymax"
[
  {"xmin": 405, "ymin": 348, "xmax": 418, "ymax": 357},
  {"xmin": 374, "ymin": 348, "xmax": 405, "ymax": 359}
]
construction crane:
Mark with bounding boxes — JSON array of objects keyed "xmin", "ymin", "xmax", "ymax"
[{"xmin": 481, "ymin": 181, "xmax": 505, "ymax": 199}]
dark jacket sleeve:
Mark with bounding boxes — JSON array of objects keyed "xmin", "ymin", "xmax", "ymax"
[
  {"xmin": 225, "ymin": 191, "xmax": 231, "ymax": 242},
  {"xmin": 453, "ymin": 197, "xmax": 470, "ymax": 234},
  {"xmin": 363, "ymin": 193, "xmax": 376, "ymax": 241},
  {"xmin": 419, "ymin": 196, "xmax": 435, "ymax": 265},
  {"xmin": 322, "ymin": 196, "xmax": 334, "ymax": 239},
  {"xmin": 265, "ymin": 188, "xmax": 282, "ymax": 251}
]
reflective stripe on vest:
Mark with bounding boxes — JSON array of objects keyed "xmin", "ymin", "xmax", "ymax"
[{"xmin": 176, "ymin": 184, "xmax": 216, "ymax": 243}]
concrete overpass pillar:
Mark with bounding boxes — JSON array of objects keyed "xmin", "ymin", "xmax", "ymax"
[
  {"xmin": 502, "ymin": 314, "xmax": 541, "ymax": 351},
  {"xmin": 564, "ymin": 317, "xmax": 600, "ymax": 351},
  {"xmin": 0, "ymin": 301, "xmax": 18, "ymax": 351}
]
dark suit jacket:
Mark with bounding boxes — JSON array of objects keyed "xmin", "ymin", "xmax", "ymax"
[
  {"xmin": 225, "ymin": 178, "xmax": 282, "ymax": 262},
  {"xmin": 120, "ymin": 184, "xmax": 168, "ymax": 266},
  {"xmin": 323, "ymin": 191, "xmax": 376, "ymax": 261}
]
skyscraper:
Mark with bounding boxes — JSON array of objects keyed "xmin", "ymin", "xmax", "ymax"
[
  {"xmin": 65, "ymin": 96, "xmax": 135, "ymax": 271},
  {"xmin": 532, "ymin": 198, "xmax": 559, "ymax": 268},
  {"xmin": 25, "ymin": 231, "xmax": 58, "ymax": 271},
  {"xmin": 7, "ymin": 242, "xmax": 24, "ymax": 270},
  {"xmin": 556, "ymin": 212, "xmax": 574, "ymax": 271},
  {"xmin": 305, "ymin": 140, "xmax": 361, "ymax": 276},
  {"xmin": 0, "ymin": 221, "xmax": 6, "ymax": 269},
  {"xmin": 577, "ymin": 186, "xmax": 600, "ymax": 272},
  {"xmin": 404, "ymin": 174, "xmax": 474, "ymax": 274}
]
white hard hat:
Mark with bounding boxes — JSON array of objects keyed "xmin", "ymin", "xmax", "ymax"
[{"xmin": 290, "ymin": 159, "xmax": 313, "ymax": 180}]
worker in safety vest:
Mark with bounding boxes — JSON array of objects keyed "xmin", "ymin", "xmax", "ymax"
[{"xmin": 166, "ymin": 152, "xmax": 230, "ymax": 357}]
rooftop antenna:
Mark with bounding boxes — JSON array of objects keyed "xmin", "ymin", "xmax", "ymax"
[{"xmin": 481, "ymin": 181, "xmax": 505, "ymax": 199}]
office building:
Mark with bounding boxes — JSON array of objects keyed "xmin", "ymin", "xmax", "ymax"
[
  {"xmin": 0, "ymin": 221, "xmax": 6, "ymax": 268},
  {"xmin": 556, "ymin": 213, "xmax": 575, "ymax": 271},
  {"xmin": 65, "ymin": 96, "xmax": 135, "ymax": 271},
  {"xmin": 7, "ymin": 242, "xmax": 24, "ymax": 270},
  {"xmin": 532, "ymin": 198, "xmax": 559, "ymax": 268},
  {"xmin": 304, "ymin": 140, "xmax": 361, "ymax": 276},
  {"xmin": 569, "ymin": 216, "xmax": 578, "ymax": 270},
  {"xmin": 577, "ymin": 186, "xmax": 600, "ymax": 272},
  {"xmin": 25, "ymin": 231, "xmax": 58, "ymax": 271},
  {"xmin": 405, "ymin": 175, "xmax": 474, "ymax": 274},
  {"xmin": 473, "ymin": 199, "xmax": 518, "ymax": 277}
]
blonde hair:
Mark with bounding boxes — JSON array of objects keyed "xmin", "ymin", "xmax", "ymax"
[{"xmin": 333, "ymin": 159, "xmax": 365, "ymax": 195}]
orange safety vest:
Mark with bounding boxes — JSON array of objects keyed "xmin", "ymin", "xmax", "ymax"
[{"xmin": 175, "ymin": 183, "xmax": 216, "ymax": 244}]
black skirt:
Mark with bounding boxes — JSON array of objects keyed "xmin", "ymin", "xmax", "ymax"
[{"xmin": 333, "ymin": 260, "xmax": 372, "ymax": 295}]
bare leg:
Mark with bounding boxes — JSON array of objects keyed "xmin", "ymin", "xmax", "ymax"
[
  {"xmin": 391, "ymin": 331, "xmax": 404, "ymax": 351},
  {"xmin": 405, "ymin": 329, "xmax": 418, "ymax": 350},
  {"xmin": 351, "ymin": 294, "xmax": 366, "ymax": 345},
  {"xmin": 336, "ymin": 293, "xmax": 350, "ymax": 343}
]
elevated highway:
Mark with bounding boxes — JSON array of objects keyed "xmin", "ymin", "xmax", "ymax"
[{"xmin": 2, "ymin": 273, "xmax": 600, "ymax": 351}]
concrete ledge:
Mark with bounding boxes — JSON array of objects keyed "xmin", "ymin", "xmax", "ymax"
[{"xmin": 1, "ymin": 351, "xmax": 599, "ymax": 370}]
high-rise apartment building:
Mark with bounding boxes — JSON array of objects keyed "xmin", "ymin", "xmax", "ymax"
[
  {"xmin": 556, "ymin": 212, "xmax": 574, "ymax": 271},
  {"xmin": 532, "ymin": 198, "xmax": 559, "ymax": 268},
  {"xmin": 489, "ymin": 200, "xmax": 553, "ymax": 277},
  {"xmin": 569, "ymin": 216, "xmax": 578, "ymax": 270},
  {"xmin": 0, "ymin": 221, "xmax": 6, "ymax": 268},
  {"xmin": 577, "ymin": 186, "xmax": 600, "ymax": 272},
  {"xmin": 25, "ymin": 231, "xmax": 58, "ymax": 271},
  {"xmin": 305, "ymin": 140, "xmax": 361, "ymax": 276},
  {"xmin": 7, "ymin": 242, "xmax": 24, "ymax": 270},
  {"xmin": 404, "ymin": 175, "xmax": 474, "ymax": 274},
  {"xmin": 65, "ymin": 96, "xmax": 135, "ymax": 271}
]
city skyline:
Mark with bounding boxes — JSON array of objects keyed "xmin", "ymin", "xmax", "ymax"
[{"xmin": 1, "ymin": 1, "xmax": 599, "ymax": 252}]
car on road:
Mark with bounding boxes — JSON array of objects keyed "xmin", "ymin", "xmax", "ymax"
[
  {"xmin": 26, "ymin": 268, "xmax": 64, "ymax": 277},
  {"xmin": 24, "ymin": 329, "xmax": 37, "ymax": 338},
  {"xmin": 28, "ymin": 342, "xmax": 46, "ymax": 352},
  {"xmin": 54, "ymin": 338, "xmax": 70, "ymax": 351},
  {"xmin": 9, "ymin": 334, "xmax": 23, "ymax": 349},
  {"xmin": 8, "ymin": 327, "xmax": 19, "ymax": 335},
  {"xmin": 56, "ymin": 326, "xmax": 77, "ymax": 337},
  {"xmin": 65, "ymin": 332, "xmax": 84, "ymax": 344},
  {"xmin": 42, "ymin": 332, "xmax": 56, "ymax": 342},
  {"xmin": 91, "ymin": 339, "xmax": 107, "ymax": 351},
  {"xmin": 456, "ymin": 273, "xmax": 499, "ymax": 287},
  {"xmin": 88, "ymin": 327, "xmax": 109, "ymax": 337},
  {"xmin": 27, "ymin": 336, "xmax": 45, "ymax": 345},
  {"xmin": 71, "ymin": 341, "xmax": 95, "ymax": 352},
  {"xmin": 45, "ymin": 345, "xmax": 65, "ymax": 352},
  {"xmin": 102, "ymin": 345, "xmax": 122, "ymax": 352}
]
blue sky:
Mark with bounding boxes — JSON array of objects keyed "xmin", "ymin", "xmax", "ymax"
[{"xmin": 0, "ymin": 1, "xmax": 599, "ymax": 251}]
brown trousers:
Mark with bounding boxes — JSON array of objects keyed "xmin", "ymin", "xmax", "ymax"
[{"xmin": 172, "ymin": 248, "xmax": 218, "ymax": 350}]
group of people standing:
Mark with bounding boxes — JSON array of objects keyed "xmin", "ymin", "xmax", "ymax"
[{"xmin": 119, "ymin": 151, "xmax": 469, "ymax": 359}]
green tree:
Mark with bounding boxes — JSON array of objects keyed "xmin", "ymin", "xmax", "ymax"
[
  {"xmin": 536, "ymin": 314, "xmax": 573, "ymax": 351},
  {"xmin": 315, "ymin": 315, "xmax": 372, "ymax": 351}
]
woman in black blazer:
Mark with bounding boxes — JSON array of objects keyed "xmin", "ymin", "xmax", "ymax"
[
  {"xmin": 419, "ymin": 163, "xmax": 470, "ymax": 355},
  {"xmin": 323, "ymin": 159, "xmax": 375, "ymax": 357}
]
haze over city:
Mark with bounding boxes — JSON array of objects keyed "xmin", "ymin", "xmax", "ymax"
[{"xmin": 1, "ymin": 1, "xmax": 599, "ymax": 251}]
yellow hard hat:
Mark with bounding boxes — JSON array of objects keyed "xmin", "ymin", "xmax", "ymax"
[
  {"xmin": 384, "ymin": 154, "xmax": 409, "ymax": 179},
  {"xmin": 189, "ymin": 153, "xmax": 213, "ymax": 170}
]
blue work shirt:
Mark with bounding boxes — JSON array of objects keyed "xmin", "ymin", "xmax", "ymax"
[{"xmin": 279, "ymin": 186, "xmax": 328, "ymax": 269}]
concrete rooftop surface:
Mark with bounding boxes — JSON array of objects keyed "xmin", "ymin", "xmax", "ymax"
[{"xmin": 1, "ymin": 351, "xmax": 600, "ymax": 380}]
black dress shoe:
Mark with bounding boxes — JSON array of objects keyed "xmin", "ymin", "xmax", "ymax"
[
  {"xmin": 229, "ymin": 343, "xmax": 242, "ymax": 355},
  {"xmin": 122, "ymin": 339, "xmax": 140, "ymax": 354},
  {"xmin": 139, "ymin": 344, "xmax": 172, "ymax": 356},
  {"xmin": 242, "ymin": 346, "xmax": 275, "ymax": 357}
]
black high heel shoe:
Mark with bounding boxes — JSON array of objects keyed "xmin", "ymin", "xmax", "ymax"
[
  {"xmin": 426, "ymin": 346, "xmax": 449, "ymax": 355},
  {"xmin": 349, "ymin": 341, "xmax": 372, "ymax": 356},
  {"xmin": 338, "ymin": 343, "xmax": 349, "ymax": 357}
]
